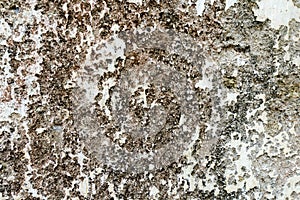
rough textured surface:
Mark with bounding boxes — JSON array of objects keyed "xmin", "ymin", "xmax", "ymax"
[{"xmin": 0, "ymin": 0, "xmax": 299, "ymax": 199}]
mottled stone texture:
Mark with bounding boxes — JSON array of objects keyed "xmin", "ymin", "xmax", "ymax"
[{"xmin": 0, "ymin": 0, "xmax": 299, "ymax": 199}]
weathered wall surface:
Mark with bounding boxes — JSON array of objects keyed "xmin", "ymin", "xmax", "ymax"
[{"xmin": 0, "ymin": 0, "xmax": 299, "ymax": 199}]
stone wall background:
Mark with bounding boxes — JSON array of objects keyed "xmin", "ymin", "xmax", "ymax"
[{"xmin": 0, "ymin": 0, "xmax": 299, "ymax": 199}]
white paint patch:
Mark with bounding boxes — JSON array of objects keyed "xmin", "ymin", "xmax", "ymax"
[
  {"xmin": 195, "ymin": 60, "xmax": 215, "ymax": 90},
  {"xmin": 149, "ymin": 186, "xmax": 159, "ymax": 197},
  {"xmin": 76, "ymin": 75, "xmax": 99, "ymax": 105},
  {"xmin": 225, "ymin": 0, "xmax": 238, "ymax": 11},
  {"xmin": 127, "ymin": 0, "xmax": 142, "ymax": 5},
  {"xmin": 111, "ymin": 24, "xmax": 120, "ymax": 32},
  {"xmin": 226, "ymin": 92, "xmax": 239, "ymax": 103},
  {"xmin": 256, "ymin": 131, "xmax": 293, "ymax": 158},
  {"xmin": 246, "ymin": 93, "xmax": 266, "ymax": 121},
  {"xmin": 99, "ymin": 2, "xmax": 110, "ymax": 19},
  {"xmin": 149, "ymin": 164, "xmax": 154, "ymax": 170},
  {"xmin": 108, "ymin": 183, "xmax": 117, "ymax": 199},
  {"xmin": 179, "ymin": 114, "xmax": 186, "ymax": 126},
  {"xmin": 178, "ymin": 126, "xmax": 200, "ymax": 191},
  {"xmin": 195, "ymin": 75, "xmax": 212, "ymax": 89},
  {"xmin": 254, "ymin": 0, "xmax": 300, "ymax": 29},
  {"xmin": 79, "ymin": 177, "xmax": 89, "ymax": 197},
  {"xmin": 292, "ymin": 55, "xmax": 300, "ymax": 66},
  {"xmin": 0, "ymin": 19, "xmax": 12, "ymax": 45},
  {"xmin": 224, "ymin": 138, "xmax": 260, "ymax": 192},
  {"xmin": 62, "ymin": 2, "xmax": 68, "ymax": 11},
  {"xmin": 282, "ymin": 175, "xmax": 300, "ymax": 198},
  {"xmin": 0, "ymin": 193, "xmax": 9, "ymax": 200},
  {"xmin": 196, "ymin": 0, "xmax": 205, "ymax": 16},
  {"xmin": 36, "ymin": 128, "xmax": 46, "ymax": 134}
]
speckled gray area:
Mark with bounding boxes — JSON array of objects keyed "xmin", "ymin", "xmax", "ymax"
[{"xmin": 0, "ymin": 0, "xmax": 299, "ymax": 199}]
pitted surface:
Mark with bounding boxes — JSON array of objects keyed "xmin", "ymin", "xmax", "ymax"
[{"xmin": 0, "ymin": 0, "xmax": 299, "ymax": 199}]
